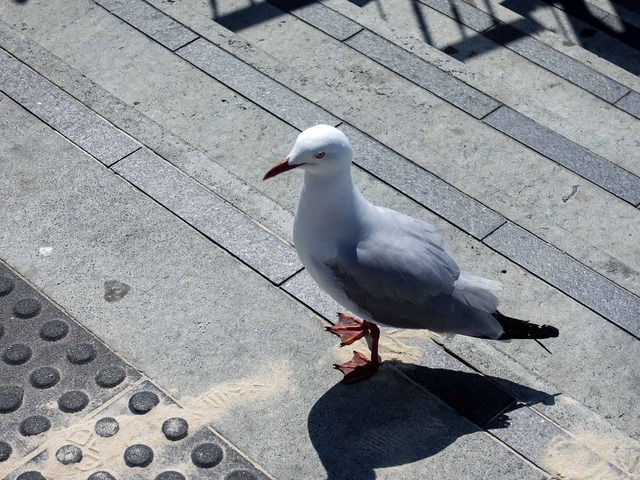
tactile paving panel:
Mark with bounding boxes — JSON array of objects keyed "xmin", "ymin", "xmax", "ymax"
[
  {"xmin": 0, "ymin": 262, "xmax": 271, "ymax": 478},
  {"xmin": 7, "ymin": 381, "xmax": 269, "ymax": 479},
  {"xmin": 0, "ymin": 261, "xmax": 141, "ymax": 466}
]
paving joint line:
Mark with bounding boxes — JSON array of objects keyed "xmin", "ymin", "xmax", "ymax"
[
  {"xmin": 478, "ymin": 219, "xmax": 508, "ymax": 242},
  {"xmin": 107, "ymin": 146, "xmax": 142, "ymax": 168},
  {"xmin": 275, "ymin": 267, "xmax": 305, "ymax": 288},
  {"xmin": 171, "ymin": 34, "xmax": 201, "ymax": 52}
]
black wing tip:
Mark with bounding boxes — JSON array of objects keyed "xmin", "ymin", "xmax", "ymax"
[
  {"xmin": 494, "ymin": 311, "xmax": 560, "ymax": 340},
  {"xmin": 540, "ymin": 324, "xmax": 559, "ymax": 338}
]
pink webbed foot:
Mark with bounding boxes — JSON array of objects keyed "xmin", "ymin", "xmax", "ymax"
[
  {"xmin": 325, "ymin": 313, "xmax": 370, "ymax": 345},
  {"xmin": 334, "ymin": 351, "xmax": 380, "ymax": 384},
  {"xmin": 326, "ymin": 313, "xmax": 382, "ymax": 384}
]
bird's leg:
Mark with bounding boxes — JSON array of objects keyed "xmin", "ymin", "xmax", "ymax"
[{"xmin": 329, "ymin": 316, "xmax": 381, "ymax": 384}]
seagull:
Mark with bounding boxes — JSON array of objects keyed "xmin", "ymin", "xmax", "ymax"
[{"xmin": 264, "ymin": 125, "xmax": 559, "ymax": 384}]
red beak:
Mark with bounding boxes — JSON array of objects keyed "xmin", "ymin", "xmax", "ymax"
[{"xmin": 263, "ymin": 158, "xmax": 298, "ymax": 180}]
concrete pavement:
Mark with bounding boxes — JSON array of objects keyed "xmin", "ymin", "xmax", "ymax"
[{"xmin": 0, "ymin": 0, "xmax": 639, "ymax": 478}]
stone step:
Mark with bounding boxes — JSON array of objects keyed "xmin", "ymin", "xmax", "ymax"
[
  {"xmin": 3, "ymin": 0, "xmax": 638, "ymax": 307},
  {"xmin": 7, "ymin": 0, "xmax": 638, "ymax": 310},
  {"xmin": 321, "ymin": 0, "xmax": 640, "ymax": 172},
  {"xmin": 149, "ymin": 0, "xmax": 640, "ymax": 295},
  {"xmin": 461, "ymin": 0, "xmax": 640, "ymax": 93},
  {"xmin": 523, "ymin": 0, "xmax": 640, "ymax": 53}
]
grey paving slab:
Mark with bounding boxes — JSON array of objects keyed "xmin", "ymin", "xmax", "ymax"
[
  {"xmin": 498, "ymin": 0, "xmax": 640, "ymax": 80},
  {"xmin": 471, "ymin": 0, "xmax": 640, "ymax": 92},
  {"xmin": 322, "ymin": 0, "xmax": 640, "ymax": 179},
  {"xmin": 397, "ymin": 341, "xmax": 516, "ymax": 427},
  {"xmin": 484, "ymin": 106, "xmax": 640, "ymax": 205},
  {"xmin": 417, "ymin": 0, "xmax": 497, "ymax": 32},
  {"xmin": 484, "ymin": 223, "xmax": 640, "ymax": 337},
  {"xmin": 112, "ymin": 148, "xmax": 301, "ymax": 284},
  {"xmin": 6, "ymin": 380, "xmax": 270, "ymax": 479},
  {"xmin": 268, "ymin": 0, "xmax": 362, "ymax": 40},
  {"xmin": 300, "ymin": 366, "xmax": 545, "ymax": 480},
  {"xmin": 32, "ymin": 0, "xmax": 637, "ymax": 301},
  {"xmin": 616, "ymin": 91, "xmax": 640, "ymax": 119},
  {"xmin": 340, "ymin": 123, "xmax": 506, "ymax": 239},
  {"xmin": 94, "ymin": 0, "xmax": 198, "ymax": 51},
  {"xmin": 176, "ymin": 37, "xmax": 339, "ymax": 130},
  {"xmin": 2, "ymin": 1, "xmax": 638, "ymax": 477},
  {"xmin": 0, "ymin": 48, "xmax": 138, "ymax": 166},
  {"xmin": 282, "ymin": 270, "xmax": 581, "ymax": 474},
  {"xmin": 0, "ymin": 18, "xmax": 297, "ymax": 246},
  {"xmin": 483, "ymin": 22, "xmax": 630, "ymax": 103},
  {"xmin": 487, "ymin": 406, "xmax": 630, "ymax": 479},
  {"xmin": 437, "ymin": 290, "xmax": 640, "ymax": 476},
  {"xmin": 344, "ymin": 29, "xmax": 500, "ymax": 119},
  {"xmin": 0, "ymin": 261, "xmax": 141, "ymax": 470},
  {"xmin": 547, "ymin": 0, "xmax": 640, "ymax": 51}
]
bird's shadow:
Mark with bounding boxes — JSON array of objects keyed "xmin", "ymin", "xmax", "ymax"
[{"xmin": 308, "ymin": 362, "xmax": 557, "ymax": 480}]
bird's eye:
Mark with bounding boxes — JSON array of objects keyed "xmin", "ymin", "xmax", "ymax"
[{"xmin": 315, "ymin": 152, "xmax": 325, "ymax": 159}]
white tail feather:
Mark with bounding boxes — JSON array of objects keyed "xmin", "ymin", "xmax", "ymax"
[{"xmin": 452, "ymin": 271, "xmax": 502, "ymax": 313}]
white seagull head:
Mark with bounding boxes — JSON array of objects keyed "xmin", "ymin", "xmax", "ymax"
[{"xmin": 264, "ymin": 124, "xmax": 353, "ymax": 179}]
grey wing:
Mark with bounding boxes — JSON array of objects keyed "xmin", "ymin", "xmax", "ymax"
[{"xmin": 328, "ymin": 214, "xmax": 461, "ymax": 329}]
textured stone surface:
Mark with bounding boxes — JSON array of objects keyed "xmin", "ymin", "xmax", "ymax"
[
  {"xmin": 129, "ymin": 390, "xmax": 160, "ymax": 414},
  {"xmin": 95, "ymin": 417, "xmax": 119, "ymax": 437},
  {"xmin": 163, "ymin": 417, "xmax": 189, "ymax": 441},
  {"xmin": 484, "ymin": 223, "xmax": 640, "ymax": 336},
  {"xmin": 95, "ymin": 0, "xmax": 198, "ymax": 50},
  {"xmin": 487, "ymin": 406, "xmax": 627, "ymax": 479},
  {"xmin": 0, "ymin": 5, "xmax": 297, "ymax": 247},
  {"xmin": 484, "ymin": 106, "xmax": 640, "ymax": 205},
  {"xmin": 399, "ymin": 341, "xmax": 517, "ymax": 427},
  {"xmin": 55, "ymin": 444, "xmax": 83, "ymax": 465},
  {"xmin": 483, "ymin": 23, "xmax": 630, "ymax": 103},
  {"xmin": 124, "ymin": 444, "xmax": 154, "ymax": 467},
  {"xmin": 176, "ymin": 38, "xmax": 339, "ymax": 130},
  {"xmin": 1, "ymin": 0, "xmax": 639, "ymax": 477},
  {"xmin": 112, "ymin": 148, "xmax": 301, "ymax": 283},
  {"xmin": 340, "ymin": 123, "xmax": 506, "ymax": 239},
  {"xmin": 499, "ymin": 0, "xmax": 640, "ymax": 81},
  {"xmin": 191, "ymin": 442, "xmax": 223, "ymax": 468},
  {"xmin": 0, "ymin": 88, "xmax": 545, "ymax": 479},
  {"xmin": 345, "ymin": 29, "xmax": 500, "ymax": 119},
  {"xmin": 8, "ymin": 381, "xmax": 270, "ymax": 479},
  {"xmin": 0, "ymin": 49, "xmax": 138, "ymax": 165},
  {"xmin": 417, "ymin": 0, "xmax": 496, "ymax": 31},
  {"xmin": 270, "ymin": 0, "xmax": 362, "ymax": 40}
]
